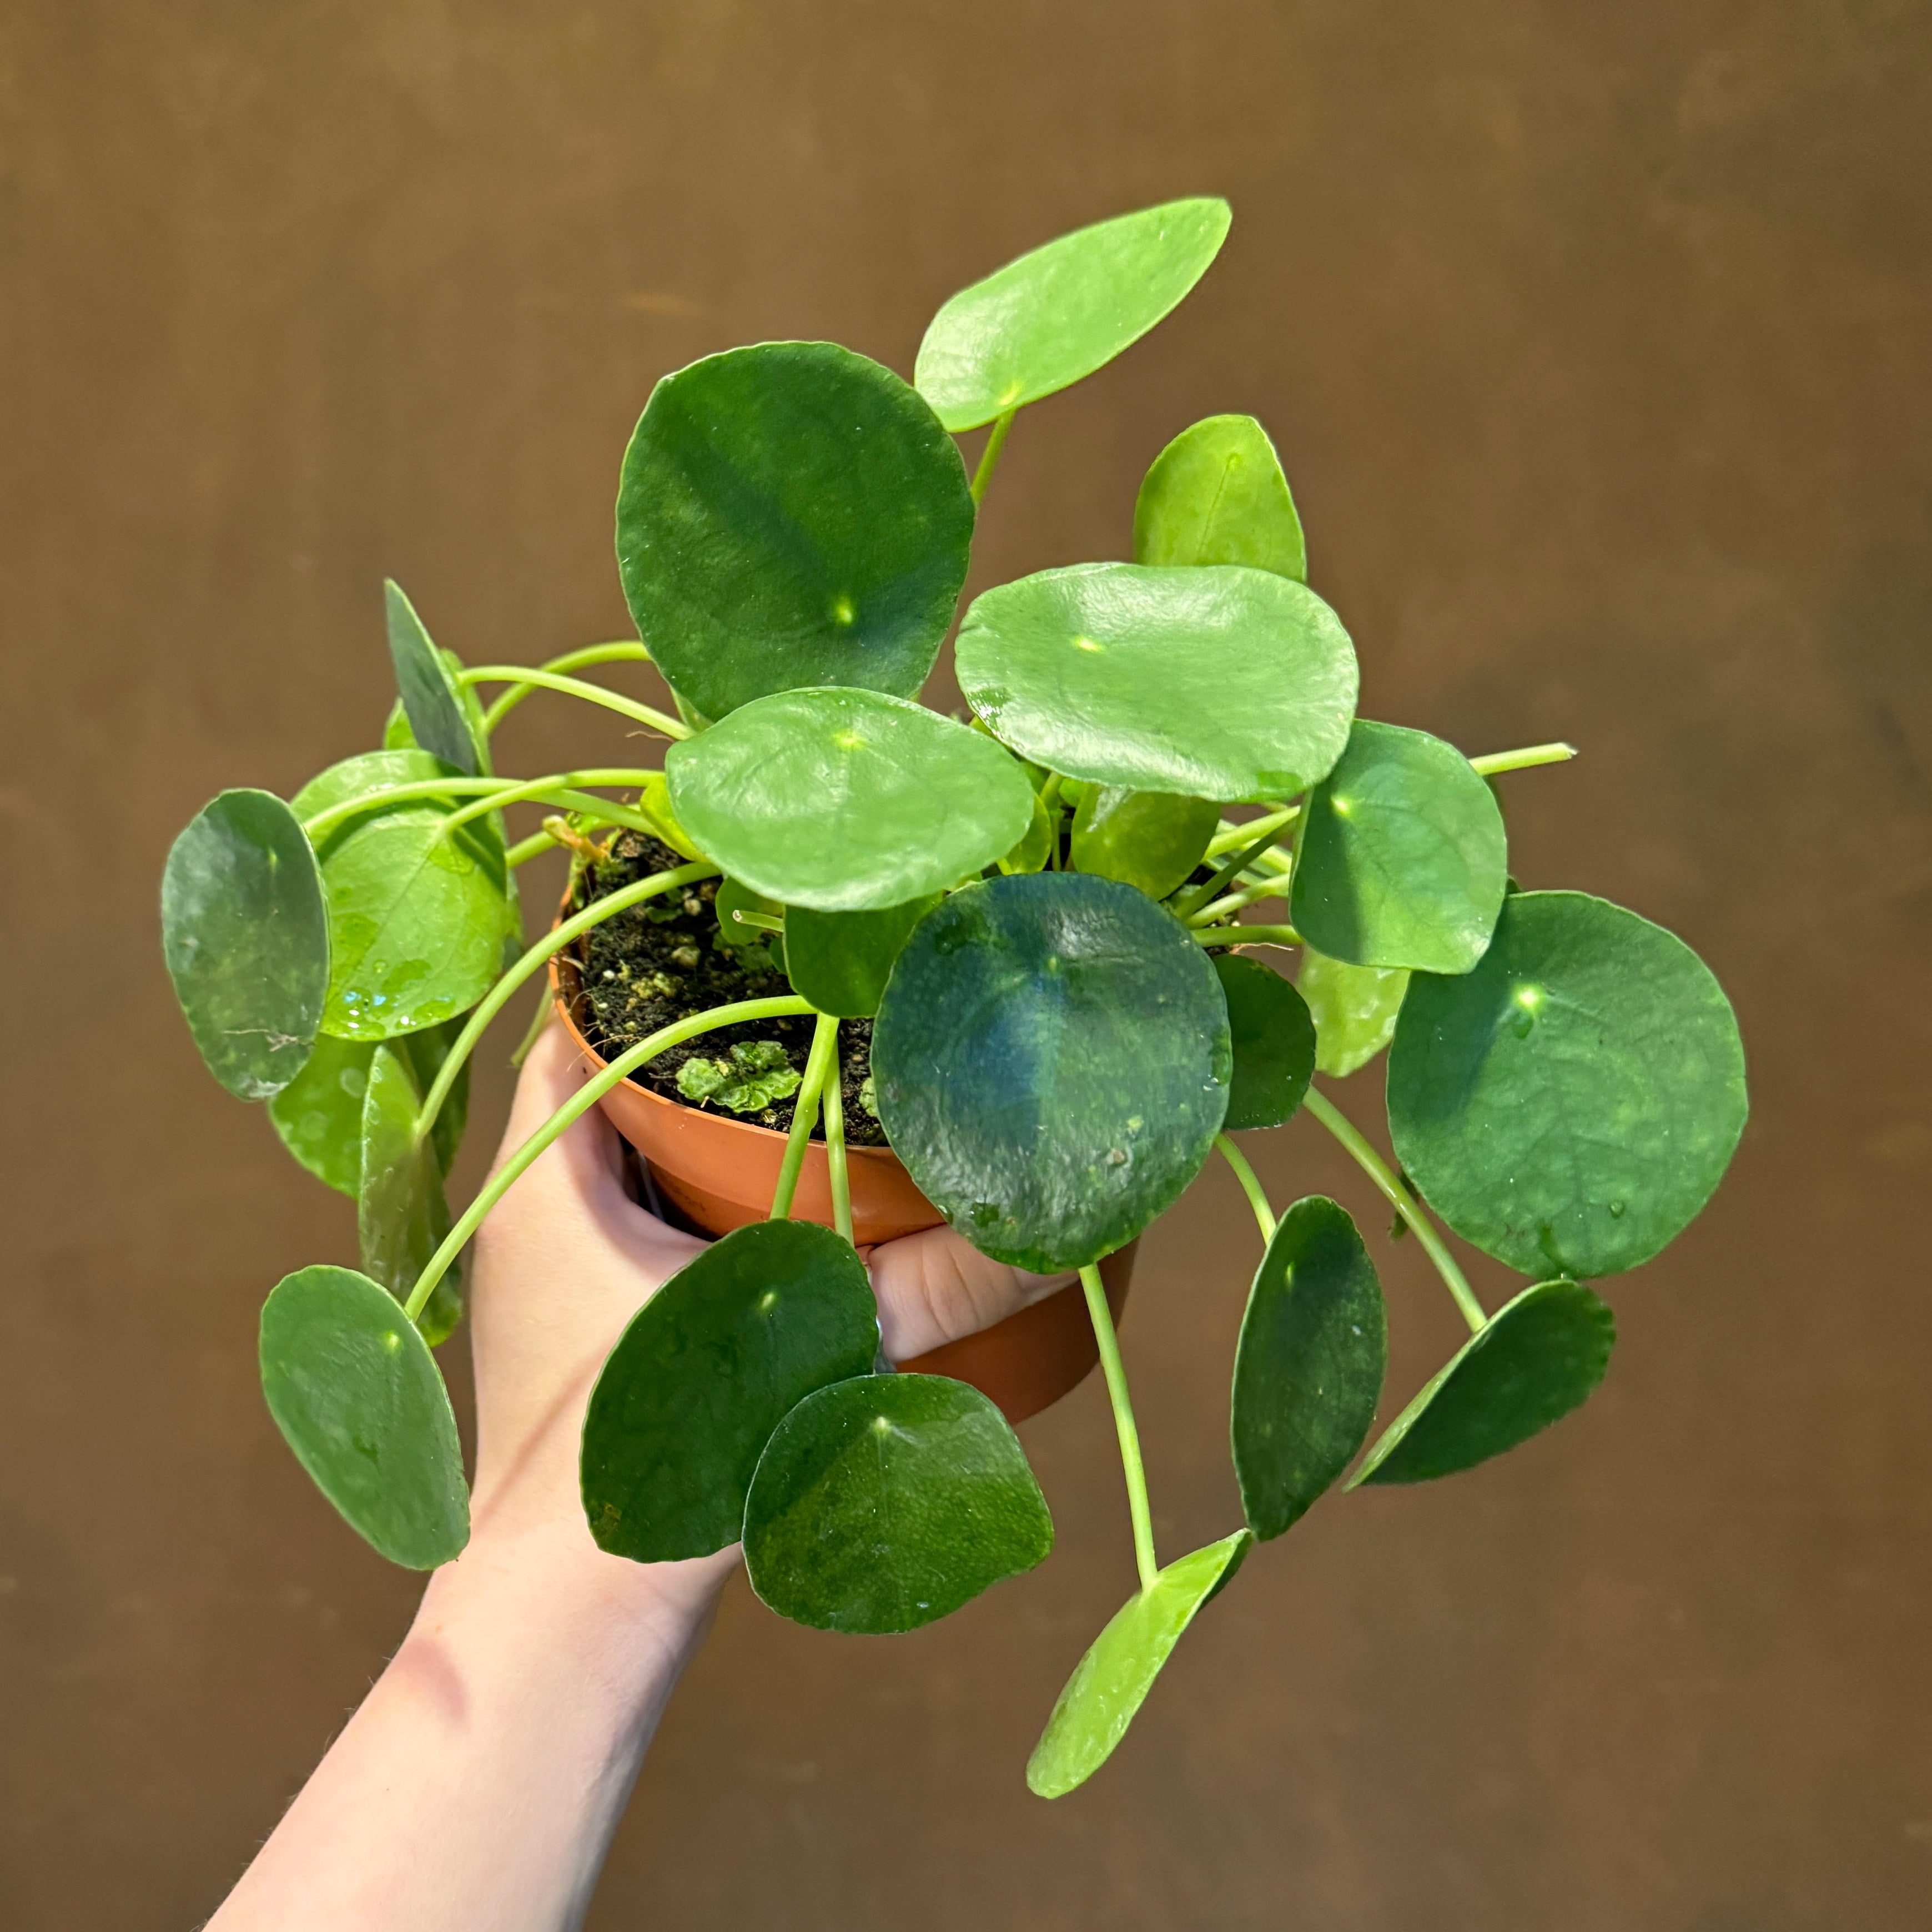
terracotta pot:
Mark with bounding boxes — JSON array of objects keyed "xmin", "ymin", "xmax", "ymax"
[{"xmin": 549, "ymin": 941, "xmax": 1133, "ymax": 1422}]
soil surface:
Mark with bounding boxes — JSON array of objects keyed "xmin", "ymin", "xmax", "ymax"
[{"xmin": 567, "ymin": 832, "xmax": 885, "ymax": 1144}]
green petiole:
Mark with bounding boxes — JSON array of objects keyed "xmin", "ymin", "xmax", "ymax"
[
  {"xmin": 1187, "ymin": 877, "xmax": 1290, "ymax": 928},
  {"xmin": 1302, "ymin": 1086, "xmax": 1486, "ymax": 1334},
  {"xmin": 1080, "ymin": 1263, "xmax": 1158, "ymax": 1594},
  {"xmin": 301, "ymin": 772, "xmax": 661, "ymax": 844},
  {"xmin": 1215, "ymin": 1134, "xmax": 1276, "ymax": 1243},
  {"xmin": 969, "ymin": 409, "xmax": 1018, "ymax": 506},
  {"xmin": 1470, "ymin": 741, "xmax": 1577, "ymax": 778},
  {"xmin": 1190, "ymin": 923, "xmax": 1301, "ymax": 949},
  {"xmin": 769, "ymin": 1012, "xmax": 841, "ymax": 1220},
  {"xmin": 402, "ymin": 994, "xmax": 813, "ymax": 1323},
  {"xmin": 477, "ymin": 643, "xmax": 653, "ymax": 736},
  {"xmin": 459, "ymin": 666, "xmax": 689, "ymax": 742},
  {"xmin": 1173, "ymin": 822, "xmax": 1291, "ymax": 923},
  {"xmin": 823, "ymin": 1027, "xmax": 852, "ymax": 1244},
  {"xmin": 1202, "ymin": 803, "xmax": 1297, "ymax": 861},
  {"xmin": 435, "ymin": 769, "xmax": 665, "ymax": 839},
  {"xmin": 410, "ymin": 859, "xmax": 717, "ymax": 1145}
]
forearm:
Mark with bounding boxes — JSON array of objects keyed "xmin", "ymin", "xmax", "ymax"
[{"xmin": 209, "ymin": 1523, "xmax": 729, "ymax": 1932}]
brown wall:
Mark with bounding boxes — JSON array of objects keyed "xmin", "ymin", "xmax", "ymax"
[{"xmin": 4, "ymin": 3, "xmax": 1929, "ymax": 1926}]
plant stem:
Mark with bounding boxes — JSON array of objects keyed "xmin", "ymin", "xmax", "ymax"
[
  {"xmin": 769, "ymin": 1011, "xmax": 840, "ymax": 1220},
  {"xmin": 509, "ymin": 985, "xmax": 554, "ymax": 1067},
  {"xmin": 1080, "ymin": 1264, "xmax": 1158, "ymax": 1594},
  {"xmin": 1190, "ymin": 923, "xmax": 1302, "ymax": 949},
  {"xmin": 411, "ymin": 859, "xmax": 717, "ymax": 1144},
  {"xmin": 1203, "ymin": 803, "xmax": 1297, "ymax": 861},
  {"xmin": 402, "ymin": 995, "xmax": 813, "ymax": 1322},
  {"xmin": 301, "ymin": 774, "xmax": 661, "ymax": 844},
  {"xmin": 969, "ymin": 410, "xmax": 1017, "ymax": 506},
  {"xmin": 478, "ymin": 643, "xmax": 652, "ymax": 736},
  {"xmin": 1302, "ymin": 1086, "xmax": 1486, "ymax": 1334},
  {"xmin": 822, "ymin": 1027, "xmax": 852, "ymax": 1244},
  {"xmin": 459, "ymin": 666, "xmax": 688, "ymax": 741},
  {"xmin": 505, "ymin": 827, "xmax": 562, "ymax": 869},
  {"xmin": 1187, "ymin": 877, "xmax": 1290, "ymax": 927},
  {"xmin": 436, "ymin": 769, "xmax": 663, "ymax": 837},
  {"xmin": 1469, "ymin": 741, "xmax": 1577, "ymax": 778},
  {"xmin": 1173, "ymin": 823, "xmax": 1291, "ymax": 923},
  {"xmin": 1215, "ymin": 1134, "xmax": 1277, "ymax": 1243}
]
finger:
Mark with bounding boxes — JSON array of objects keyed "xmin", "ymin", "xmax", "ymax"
[{"xmin": 866, "ymin": 1224, "xmax": 1075, "ymax": 1363}]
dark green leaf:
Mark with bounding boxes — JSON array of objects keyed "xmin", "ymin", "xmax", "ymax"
[
  {"xmin": 784, "ymin": 897, "xmax": 942, "ymax": 1019},
  {"xmin": 615, "ymin": 342, "xmax": 974, "ymax": 721},
  {"xmin": 666, "ymin": 687, "xmax": 1035, "ymax": 911},
  {"xmin": 1388, "ymin": 890, "xmax": 1748, "ymax": 1277},
  {"xmin": 872, "ymin": 873, "xmax": 1230, "ymax": 1271},
  {"xmin": 355, "ymin": 1044, "xmax": 460, "ymax": 1343},
  {"xmin": 259, "ymin": 1264, "xmax": 469, "ymax": 1568},
  {"xmin": 1133, "ymin": 414, "xmax": 1306, "ymax": 581},
  {"xmin": 404, "ymin": 1021, "xmax": 470, "ymax": 1181},
  {"xmin": 915, "ymin": 198, "xmax": 1232, "ymax": 431},
  {"xmin": 1214, "ymin": 954, "xmax": 1316, "ymax": 1130},
  {"xmin": 1069, "ymin": 787, "xmax": 1220, "ymax": 900},
  {"xmin": 582, "ymin": 1221, "xmax": 880, "ymax": 1563},
  {"xmin": 957, "ymin": 563, "xmax": 1357, "ymax": 802},
  {"xmin": 162, "ymin": 789, "xmax": 330, "ymax": 1101},
  {"xmin": 743, "ymin": 1373, "xmax": 1052, "ymax": 1633},
  {"xmin": 1291, "ymin": 722, "xmax": 1508, "ymax": 974},
  {"xmin": 1297, "ymin": 947, "xmax": 1408, "ymax": 1078},
  {"xmin": 385, "ymin": 581, "xmax": 485, "ymax": 778},
  {"xmin": 1026, "ymin": 1531, "xmax": 1251, "ymax": 1798},
  {"xmin": 1231, "ymin": 1198, "xmax": 1385, "ymax": 1536},
  {"xmin": 319, "ymin": 798, "xmax": 517, "ymax": 1039},
  {"xmin": 1350, "ymin": 1278, "xmax": 1614, "ymax": 1486}
]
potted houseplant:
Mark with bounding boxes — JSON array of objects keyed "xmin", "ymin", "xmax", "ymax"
[{"xmin": 160, "ymin": 197, "xmax": 1747, "ymax": 1798}]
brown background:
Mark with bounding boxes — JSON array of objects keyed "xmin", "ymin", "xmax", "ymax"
[{"xmin": 4, "ymin": 2, "xmax": 1929, "ymax": 1926}]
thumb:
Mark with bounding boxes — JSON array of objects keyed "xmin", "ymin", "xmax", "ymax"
[{"xmin": 866, "ymin": 1224, "xmax": 1075, "ymax": 1364}]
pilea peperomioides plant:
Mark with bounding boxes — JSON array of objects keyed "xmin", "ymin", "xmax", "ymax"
[{"xmin": 162, "ymin": 198, "xmax": 1748, "ymax": 1796}]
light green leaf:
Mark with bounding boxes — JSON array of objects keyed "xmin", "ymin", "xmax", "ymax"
[
  {"xmin": 616, "ymin": 342, "xmax": 973, "ymax": 721},
  {"xmin": 666, "ymin": 687, "xmax": 1035, "ymax": 911},
  {"xmin": 582, "ymin": 1221, "xmax": 880, "ymax": 1562},
  {"xmin": 259, "ymin": 1264, "xmax": 469, "ymax": 1569},
  {"xmin": 385, "ymin": 581, "xmax": 486, "ymax": 777},
  {"xmin": 162, "ymin": 789, "xmax": 330, "ymax": 1101},
  {"xmin": 1133, "ymin": 414, "xmax": 1305, "ymax": 581},
  {"xmin": 1231, "ymin": 1198, "xmax": 1385, "ymax": 1537},
  {"xmin": 676, "ymin": 1042, "xmax": 802, "ymax": 1114},
  {"xmin": 1214, "ymin": 953, "xmax": 1316, "ymax": 1130},
  {"xmin": 872, "ymin": 873, "xmax": 1230, "ymax": 1271},
  {"xmin": 1291, "ymin": 721, "xmax": 1508, "ymax": 974},
  {"xmin": 784, "ymin": 897, "xmax": 942, "ymax": 1019},
  {"xmin": 1350, "ymin": 1278, "xmax": 1614, "ymax": 1486},
  {"xmin": 1387, "ymin": 891, "xmax": 1748, "ymax": 1278},
  {"xmin": 1027, "ymin": 1531, "xmax": 1251, "ymax": 1798},
  {"xmin": 998, "ymin": 789, "xmax": 1056, "ymax": 875},
  {"xmin": 1069, "ymin": 787, "xmax": 1220, "ymax": 900},
  {"xmin": 915, "ymin": 198, "xmax": 1232, "ymax": 431},
  {"xmin": 957, "ymin": 562, "xmax": 1357, "ymax": 802},
  {"xmin": 1297, "ymin": 946, "xmax": 1409, "ymax": 1078},
  {"xmin": 743, "ymin": 1373, "xmax": 1052, "ymax": 1633}
]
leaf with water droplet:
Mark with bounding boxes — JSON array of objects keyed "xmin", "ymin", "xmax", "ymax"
[
  {"xmin": 1134, "ymin": 413, "xmax": 1306, "ymax": 581},
  {"xmin": 1027, "ymin": 1530, "xmax": 1252, "ymax": 1798},
  {"xmin": 1068, "ymin": 786, "xmax": 1220, "ymax": 900},
  {"xmin": 872, "ymin": 873, "xmax": 1230, "ymax": 1271},
  {"xmin": 162, "ymin": 790, "xmax": 331, "ymax": 1101},
  {"xmin": 957, "ymin": 562, "xmax": 1357, "ymax": 802},
  {"xmin": 667, "ymin": 688, "xmax": 1034, "ymax": 910},
  {"xmin": 581, "ymin": 1221, "xmax": 880, "ymax": 1562},
  {"xmin": 1387, "ymin": 891, "xmax": 1747, "ymax": 1277},
  {"xmin": 743, "ymin": 1373, "xmax": 1052, "ymax": 1633},
  {"xmin": 259, "ymin": 1264, "xmax": 469, "ymax": 1568},
  {"xmin": 617, "ymin": 343, "xmax": 973, "ymax": 720},
  {"xmin": 1297, "ymin": 945, "xmax": 1408, "ymax": 1078},
  {"xmin": 915, "ymin": 198, "xmax": 1231, "ymax": 431},
  {"xmin": 1231, "ymin": 1198, "xmax": 1385, "ymax": 1537},
  {"xmin": 1349, "ymin": 1277, "xmax": 1614, "ymax": 1486},
  {"xmin": 784, "ymin": 895, "xmax": 943, "ymax": 1018},
  {"xmin": 385, "ymin": 581, "xmax": 486, "ymax": 777},
  {"xmin": 1214, "ymin": 953, "xmax": 1316, "ymax": 1131}
]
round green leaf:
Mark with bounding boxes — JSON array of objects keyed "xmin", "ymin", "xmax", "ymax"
[
  {"xmin": 1069, "ymin": 786, "xmax": 1220, "ymax": 900},
  {"xmin": 1027, "ymin": 1530, "xmax": 1251, "ymax": 1799},
  {"xmin": 582, "ymin": 1221, "xmax": 881, "ymax": 1563},
  {"xmin": 784, "ymin": 897, "xmax": 942, "ymax": 1019},
  {"xmin": 615, "ymin": 342, "xmax": 974, "ymax": 722},
  {"xmin": 319, "ymin": 798, "xmax": 517, "ymax": 1039},
  {"xmin": 666, "ymin": 688, "xmax": 1035, "ymax": 911},
  {"xmin": 1133, "ymin": 414, "xmax": 1306, "ymax": 582},
  {"xmin": 998, "ymin": 788, "xmax": 1056, "ymax": 875},
  {"xmin": 914, "ymin": 198, "xmax": 1232, "ymax": 431},
  {"xmin": 1350, "ymin": 1278, "xmax": 1614, "ymax": 1486},
  {"xmin": 259, "ymin": 1264, "xmax": 469, "ymax": 1569},
  {"xmin": 162, "ymin": 789, "xmax": 330, "ymax": 1101},
  {"xmin": 1291, "ymin": 721, "xmax": 1508, "ymax": 974},
  {"xmin": 385, "ymin": 581, "xmax": 485, "ymax": 777},
  {"xmin": 1297, "ymin": 946, "xmax": 1408, "ymax": 1079},
  {"xmin": 1388, "ymin": 891, "xmax": 1748, "ymax": 1278},
  {"xmin": 957, "ymin": 563, "xmax": 1358, "ymax": 802},
  {"xmin": 1231, "ymin": 1198, "xmax": 1386, "ymax": 1537},
  {"xmin": 872, "ymin": 872, "xmax": 1230, "ymax": 1271},
  {"xmin": 1214, "ymin": 954, "xmax": 1316, "ymax": 1130},
  {"xmin": 743, "ymin": 1373, "xmax": 1052, "ymax": 1634}
]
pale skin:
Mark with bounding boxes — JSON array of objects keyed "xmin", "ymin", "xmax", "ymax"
[{"xmin": 207, "ymin": 1023, "xmax": 1075, "ymax": 1932}]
